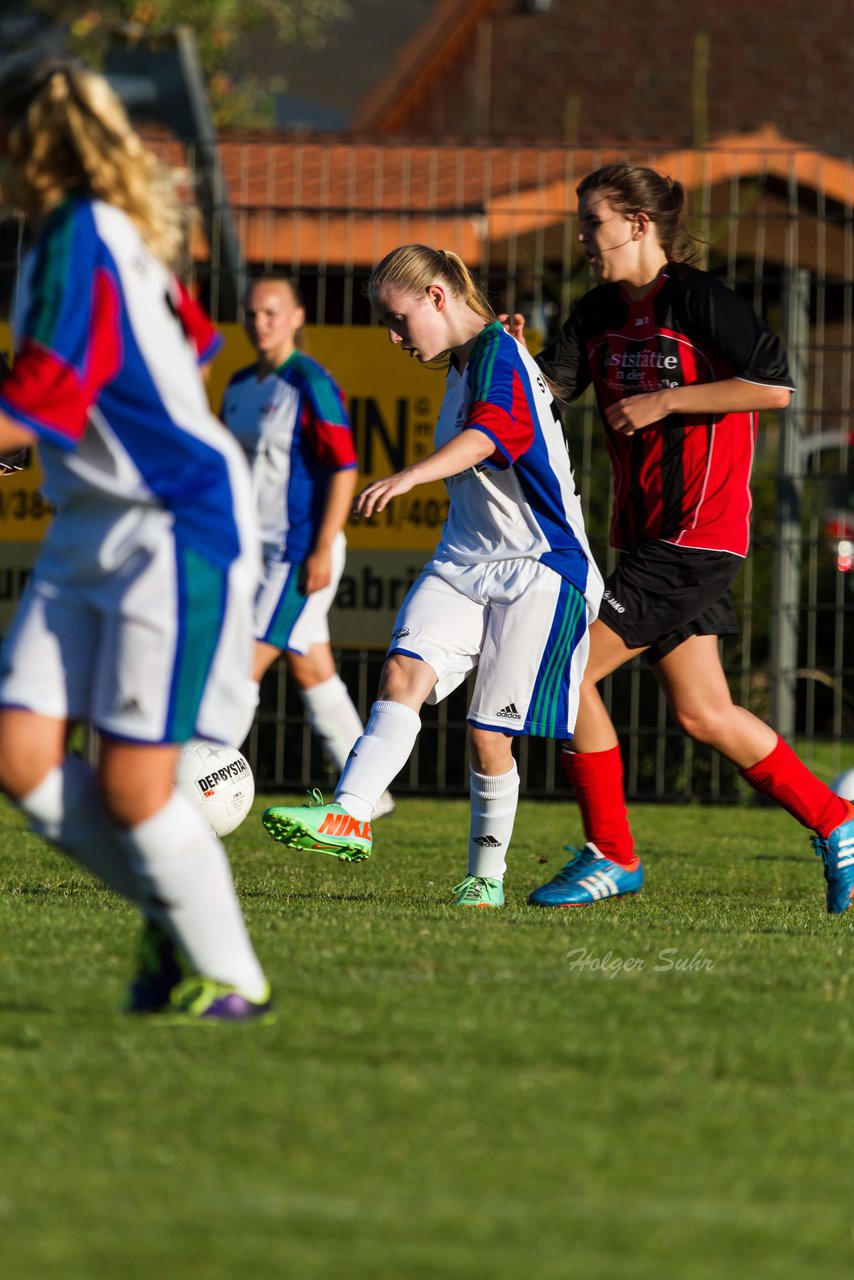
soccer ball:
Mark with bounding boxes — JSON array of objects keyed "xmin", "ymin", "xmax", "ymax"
[
  {"xmin": 830, "ymin": 767, "xmax": 854, "ymax": 801},
  {"xmin": 175, "ymin": 739, "xmax": 255, "ymax": 837}
]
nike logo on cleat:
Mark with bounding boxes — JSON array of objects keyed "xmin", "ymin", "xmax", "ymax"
[
  {"xmin": 318, "ymin": 813, "xmax": 372, "ymax": 842},
  {"xmin": 495, "ymin": 703, "xmax": 521, "ymax": 720}
]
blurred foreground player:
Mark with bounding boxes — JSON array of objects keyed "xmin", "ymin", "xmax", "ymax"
[{"xmin": 0, "ymin": 56, "xmax": 273, "ymax": 1019}]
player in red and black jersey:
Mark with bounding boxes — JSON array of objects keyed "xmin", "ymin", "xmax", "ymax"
[
  {"xmin": 517, "ymin": 162, "xmax": 854, "ymax": 913},
  {"xmin": 546, "ymin": 260, "xmax": 793, "ymax": 556}
]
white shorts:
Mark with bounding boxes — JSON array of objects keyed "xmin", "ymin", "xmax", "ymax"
[
  {"xmin": 254, "ymin": 532, "xmax": 346, "ymax": 656},
  {"xmin": 387, "ymin": 556, "xmax": 592, "ymax": 738},
  {"xmin": 0, "ymin": 505, "xmax": 259, "ymax": 747}
]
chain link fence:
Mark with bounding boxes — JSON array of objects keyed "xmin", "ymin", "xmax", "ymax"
[{"xmin": 2, "ymin": 137, "xmax": 851, "ymax": 797}]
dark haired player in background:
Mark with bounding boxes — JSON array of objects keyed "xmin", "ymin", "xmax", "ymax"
[{"xmin": 513, "ymin": 162, "xmax": 854, "ymax": 913}]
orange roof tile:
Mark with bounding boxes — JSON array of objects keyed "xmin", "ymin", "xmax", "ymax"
[{"xmin": 146, "ymin": 128, "xmax": 853, "ymax": 271}]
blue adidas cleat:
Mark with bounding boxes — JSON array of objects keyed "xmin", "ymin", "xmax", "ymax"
[
  {"xmin": 811, "ymin": 814, "xmax": 854, "ymax": 914},
  {"xmin": 528, "ymin": 843, "xmax": 643, "ymax": 907}
]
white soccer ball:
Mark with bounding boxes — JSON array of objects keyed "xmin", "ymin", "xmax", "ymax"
[
  {"xmin": 175, "ymin": 739, "xmax": 255, "ymax": 837},
  {"xmin": 830, "ymin": 767, "xmax": 854, "ymax": 801}
]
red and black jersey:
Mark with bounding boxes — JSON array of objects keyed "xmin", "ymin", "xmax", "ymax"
[{"xmin": 538, "ymin": 262, "xmax": 795, "ymax": 556}]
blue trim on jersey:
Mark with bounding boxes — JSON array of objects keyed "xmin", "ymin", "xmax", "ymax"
[
  {"xmin": 386, "ymin": 647, "xmax": 427, "ymax": 664},
  {"xmin": 263, "ymin": 563, "xmax": 307, "ymax": 650},
  {"xmin": 222, "ymin": 351, "xmax": 354, "ymax": 565},
  {"xmin": 282, "ymin": 352, "xmax": 353, "ymax": 563},
  {"xmin": 457, "ymin": 325, "xmax": 594, "ymax": 599},
  {"xmin": 465, "ymin": 423, "xmax": 512, "ymax": 469},
  {"xmin": 197, "ymin": 329, "xmax": 223, "ymax": 365},
  {"xmin": 167, "ymin": 540, "xmax": 228, "ymax": 741},
  {"xmin": 526, "ymin": 580, "xmax": 586, "ymax": 737},
  {"xmin": 511, "ymin": 367, "xmax": 592, "ymax": 595},
  {"xmin": 291, "ymin": 352, "xmax": 349, "ymax": 428},
  {"xmin": 98, "ymin": 292, "xmax": 242, "ymax": 567},
  {"xmin": 22, "ymin": 199, "xmax": 244, "ymax": 568}
]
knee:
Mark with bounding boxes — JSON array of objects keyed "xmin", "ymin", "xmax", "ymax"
[
  {"xmin": 376, "ymin": 654, "xmax": 434, "ymax": 707},
  {"xmin": 97, "ymin": 767, "xmax": 172, "ymax": 829},
  {"xmin": 468, "ymin": 728, "xmax": 514, "ymax": 775},
  {"xmin": 0, "ymin": 732, "xmax": 62, "ymax": 801},
  {"xmin": 0, "ymin": 759, "xmax": 46, "ymax": 802},
  {"xmin": 288, "ymin": 644, "xmax": 335, "ymax": 690},
  {"xmin": 669, "ymin": 701, "xmax": 729, "ymax": 746}
]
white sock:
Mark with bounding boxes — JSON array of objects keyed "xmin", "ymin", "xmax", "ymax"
[
  {"xmin": 468, "ymin": 765, "xmax": 520, "ymax": 879},
  {"xmin": 300, "ymin": 675, "xmax": 364, "ymax": 772},
  {"xmin": 19, "ymin": 756, "xmax": 142, "ymax": 901},
  {"xmin": 119, "ymin": 791, "xmax": 268, "ymax": 1000},
  {"xmin": 335, "ymin": 699, "xmax": 421, "ymax": 822}
]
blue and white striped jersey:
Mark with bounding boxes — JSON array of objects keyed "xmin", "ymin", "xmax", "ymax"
[{"xmin": 434, "ymin": 322, "xmax": 603, "ymax": 612}]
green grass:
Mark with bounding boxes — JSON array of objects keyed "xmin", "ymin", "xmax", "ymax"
[{"xmin": 0, "ymin": 792, "xmax": 851, "ymax": 1280}]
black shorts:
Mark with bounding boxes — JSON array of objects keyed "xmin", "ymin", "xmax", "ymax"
[{"xmin": 598, "ymin": 541, "xmax": 742, "ymax": 664}]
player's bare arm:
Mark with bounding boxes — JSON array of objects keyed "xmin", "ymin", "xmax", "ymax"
[
  {"xmin": 605, "ymin": 378, "xmax": 793, "ymax": 436},
  {"xmin": 301, "ymin": 466, "xmax": 358, "ymax": 594},
  {"xmin": 0, "ymin": 410, "xmax": 35, "ymax": 454},
  {"xmin": 354, "ymin": 428, "xmax": 496, "ymax": 520}
]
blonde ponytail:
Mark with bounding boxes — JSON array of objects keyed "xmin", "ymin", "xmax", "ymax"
[
  {"xmin": 368, "ymin": 244, "xmax": 494, "ymax": 324},
  {"xmin": 0, "ymin": 57, "xmax": 189, "ymax": 269}
]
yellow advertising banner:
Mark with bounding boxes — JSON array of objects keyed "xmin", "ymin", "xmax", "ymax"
[
  {"xmin": 210, "ymin": 324, "xmax": 451, "ymax": 553},
  {"xmin": 0, "ymin": 322, "xmax": 453, "ymax": 643},
  {"xmin": 212, "ymin": 324, "xmax": 455, "ymax": 648}
]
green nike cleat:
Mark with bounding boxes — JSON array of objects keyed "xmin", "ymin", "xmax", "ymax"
[{"xmin": 262, "ymin": 788, "xmax": 373, "ymax": 861}]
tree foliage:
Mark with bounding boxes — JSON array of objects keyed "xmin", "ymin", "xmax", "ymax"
[{"xmin": 25, "ymin": 1, "xmax": 351, "ymax": 126}]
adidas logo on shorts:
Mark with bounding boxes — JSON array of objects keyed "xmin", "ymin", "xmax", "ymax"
[
  {"xmin": 473, "ymin": 835, "xmax": 502, "ymax": 847},
  {"xmin": 496, "ymin": 703, "xmax": 521, "ymax": 720}
]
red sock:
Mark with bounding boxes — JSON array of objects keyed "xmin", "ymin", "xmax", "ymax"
[
  {"xmin": 560, "ymin": 744, "xmax": 636, "ymax": 866},
  {"xmin": 740, "ymin": 736, "xmax": 852, "ymax": 838}
]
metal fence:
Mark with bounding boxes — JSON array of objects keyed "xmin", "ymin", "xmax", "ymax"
[
  {"xmin": 212, "ymin": 139, "xmax": 852, "ymax": 799},
  {"xmin": 2, "ymin": 137, "xmax": 852, "ymax": 798}
]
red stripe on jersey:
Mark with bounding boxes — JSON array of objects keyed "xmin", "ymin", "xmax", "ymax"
[
  {"xmin": 588, "ymin": 324, "xmax": 756, "ymax": 556},
  {"xmin": 173, "ymin": 280, "xmax": 222, "ymax": 363},
  {"xmin": 467, "ymin": 369, "xmax": 536, "ymax": 464},
  {"xmin": 302, "ymin": 401, "xmax": 358, "ymax": 470},
  {"xmin": 1, "ymin": 267, "xmax": 122, "ymax": 442}
]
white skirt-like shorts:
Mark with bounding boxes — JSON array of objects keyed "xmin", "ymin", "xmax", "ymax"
[
  {"xmin": 387, "ymin": 554, "xmax": 592, "ymax": 739},
  {"xmin": 0, "ymin": 503, "xmax": 259, "ymax": 748},
  {"xmin": 253, "ymin": 531, "xmax": 346, "ymax": 656}
]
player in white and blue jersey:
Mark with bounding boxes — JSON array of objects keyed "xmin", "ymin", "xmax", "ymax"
[
  {"xmin": 0, "ymin": 56, "xmax": 272, "ymax": 1021},
  {"xmin": 263, "ymin": 244, "xmax": 603, "ymax": 906},
  {"xmin": 222, "ymin": 277, "xmax": 393, "ymax": 814}
]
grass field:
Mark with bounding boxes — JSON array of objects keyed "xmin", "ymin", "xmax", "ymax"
[{"xmin": 0, "ymin": 789, "xmax": 852, "ymax": 1279}]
